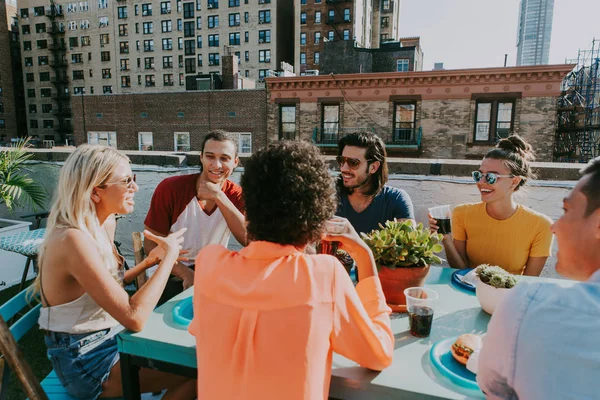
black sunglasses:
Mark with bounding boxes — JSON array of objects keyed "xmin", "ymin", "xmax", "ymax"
[{"xmin": 472, "ymin": 171, "xmax": 513, "ymax": 185}]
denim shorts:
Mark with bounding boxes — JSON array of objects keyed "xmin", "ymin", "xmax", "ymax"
[{"xmin": 44, "ymin": 325, "xmax": 123, "ymax": 399}]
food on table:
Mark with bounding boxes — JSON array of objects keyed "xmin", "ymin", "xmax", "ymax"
[{"xmin": 451, "ymin": 334, "xmax": 482, "ymax": 365}]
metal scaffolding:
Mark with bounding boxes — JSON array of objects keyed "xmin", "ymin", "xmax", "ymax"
[{"xmin": 554, "ymin": 39, "xmax": 600, "ymax": 162}]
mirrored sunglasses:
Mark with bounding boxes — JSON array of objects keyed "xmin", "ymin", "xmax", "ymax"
[{"xmin": 471, "ymin": 171, "xmax": 513, "ymax": 185}]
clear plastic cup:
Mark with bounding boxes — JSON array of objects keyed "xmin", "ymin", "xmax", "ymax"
[
  {"xmin": 325, "ymin": 217, "xmax": 346, "ymax": 235},
  {"xmin": 428, "ymin": 205, "xmax": 452, "ymax": 235},
  {"xmin": 404, "ymin": 287, "xmax": 439, "ymax": 337}
]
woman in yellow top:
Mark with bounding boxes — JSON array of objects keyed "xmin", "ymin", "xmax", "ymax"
[{"xmin": 429, "ymin": 135, "xmax": 553, "ymax": 276}]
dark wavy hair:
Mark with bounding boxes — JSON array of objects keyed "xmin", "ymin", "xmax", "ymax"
[
  {"xmin": 580, "ymin": 156, "xmax": 600, "ymax": 216},
  {"xmin": 241, "ymin": 141, "xmax": 337, "ymax": 246},
  {"xmin": 201, "ymin": 129, "xmax": 238, "ymax": 156},
  {"xmin": 484, "ymin": 134, "xmax": 536, "ymax": 191},
  {"xmin": 337, "ymin": 132, "xmax": 389, "ymax": 196}
]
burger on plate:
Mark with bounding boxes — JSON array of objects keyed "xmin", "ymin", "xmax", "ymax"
[{"xmin": 451, "ymin": 334, "xmax": 482, "ymax": 366}]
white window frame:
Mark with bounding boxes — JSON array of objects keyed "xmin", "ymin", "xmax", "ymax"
[
  {"xmin": 174, "ymin": 132, "xmax": 190, "ymax": 151},
  {"xmin": 232, "ymin": 132, "xmax": 251, "ymax": 154},
  {"xmin": 396, "ymin": 59, "xmax": 409, "ymax": 72},
  {"xmin": 138, "ymin": 132, "xmax": 153, "ymax": 150},
  {"xmin": 88, "ymin": 131, "xmax": 117, "ymax": 147}
]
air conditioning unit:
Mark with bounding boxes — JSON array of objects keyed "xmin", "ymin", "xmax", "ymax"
[
  {"xmin": 259, "ymin": 39, "xmax": 264, "ymax": 43},
  {"xmin": 179, "ymin": 62, "xmax": 183, "ymax": 67},
  {"xmin": 258, "ymin": 19, "xmax": 264, "ymax": 24},
  {"xmin": 304, "ymin": 69, "xmax": 319, "ymax": 76},
  {"xmin": 209, "ymin": 61, "xmax": 215, "ymax": 65},
  {"xmin": 207, "ymin": 4, "xmax": 213, "ymax": 8}
]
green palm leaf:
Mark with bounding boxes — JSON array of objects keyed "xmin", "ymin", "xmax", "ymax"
[{"xmin": 0, "ymin": 138, "xmax": 48, "ymax": 210}]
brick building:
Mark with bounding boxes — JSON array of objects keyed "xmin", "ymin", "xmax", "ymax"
[
  {"xmin": 0, "ymin": 0, "xmax": 21, "ymax": 139},
  {"xmin": 71, "ymin": 88, "xmax": 267, "ymax": 152},
  {"xmin": 266, "ymin": 64, "xmax": 574, "ymax": 161},
  {"xmin": 320, "ymin": 37, "xmax": 423, "ymax": 74}
]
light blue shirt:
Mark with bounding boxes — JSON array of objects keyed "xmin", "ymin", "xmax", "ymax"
[{"xmin": 477, "ymin": 270, "xmax": 600, "ymax": 400}]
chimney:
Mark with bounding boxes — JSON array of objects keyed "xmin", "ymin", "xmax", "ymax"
[{"xmin": 221, "ymin": 47, "xmax": 239, "ymax": 89}]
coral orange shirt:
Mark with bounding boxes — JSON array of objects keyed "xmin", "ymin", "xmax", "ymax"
[{"xmin": 188, "ymin": 241, "xmax": 394, "ymax": 400}]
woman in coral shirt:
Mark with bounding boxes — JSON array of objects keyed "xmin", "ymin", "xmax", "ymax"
[{"xmin": 189, "ymin": 141, "xmax": 394, "ymax": 400}]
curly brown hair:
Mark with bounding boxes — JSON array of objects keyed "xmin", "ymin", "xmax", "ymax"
[{"xmin": 241, "ymin": 141, "xmax": 337, "ymax": 246}]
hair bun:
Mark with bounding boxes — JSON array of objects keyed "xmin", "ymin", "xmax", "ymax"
[{"xmin": 496, "ymin": 134, "xmax": 535, "ymax": 162}]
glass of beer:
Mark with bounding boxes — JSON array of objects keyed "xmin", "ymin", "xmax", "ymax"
[{"xmin": 429, "ymin": 205, "xmax": 452, "ymax": 235}]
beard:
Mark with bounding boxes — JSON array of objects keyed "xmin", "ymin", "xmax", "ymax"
[{"xmin": 339, "ymin": 174, "xmax": 372, "ymax": 195}]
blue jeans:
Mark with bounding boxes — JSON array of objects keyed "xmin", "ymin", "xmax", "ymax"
[{"xmin": 44, "ymin": 325, "xmax": 123, "ymax": 399}]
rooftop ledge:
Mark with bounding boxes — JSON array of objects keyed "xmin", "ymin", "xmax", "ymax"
[{"xmin": 18, "ymin": 147, "xmax": 585, "ymax": 182}]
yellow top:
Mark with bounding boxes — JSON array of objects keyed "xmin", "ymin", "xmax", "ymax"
[{"xmin": 452, "ymin": 203, "xmax": 553, "ymax": 275}]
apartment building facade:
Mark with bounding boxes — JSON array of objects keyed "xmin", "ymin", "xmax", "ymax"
[
  {"xmin": 0, "ymin": 0, "xmax": 21, "ymax": 139},
  {"xmin": 17, "ymin": 0, "xmax": 293, "ymax": 142},
  {"xmin": 295, "ymin": 0, "xmax": 401, "ymax": 75}
]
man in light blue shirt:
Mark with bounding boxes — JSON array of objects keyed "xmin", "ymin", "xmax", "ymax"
[
  {"xmin": 477, "ymin": 156, "xmax": 600, "ymax": 400},
  {"xmin": 477, "ymin": 157, "xmax": 600, "ymax": 400}
]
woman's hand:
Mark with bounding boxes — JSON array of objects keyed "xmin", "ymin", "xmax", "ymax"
[
  {"xmin": 321, "ymin": 217, "xmax": 370, "ymax": 259},
  {"xmin": 143, "ymin": 228, "xmax": 187, "ymax": 264},
  {"xmin": 428, "ymin": 212, "xmax": 440, "ymax": 234},
  {"xmin": 146, "ymin": 247, "xmax": 189, "ymax": 266}
]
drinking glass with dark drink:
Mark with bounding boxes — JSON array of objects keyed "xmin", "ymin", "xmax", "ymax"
[
  {"xmin": 317, "ymin": 218, "xmax": 346, "ymax": 255},
  {"xmin": 429, "ymin": 205, "xmax": 452, "ymax": 235},
  {"xmin": 404, "ymin": 287, "xmax": 439, "ymax": 338}
]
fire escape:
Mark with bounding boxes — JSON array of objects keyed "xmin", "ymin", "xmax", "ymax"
[
  {"xmin": 325, "ymin": 0, "xmax": 352, "ymax": 42},
  {"xmin": 48, "ymin": 1, "xmax": 72, "ymax": 143}
]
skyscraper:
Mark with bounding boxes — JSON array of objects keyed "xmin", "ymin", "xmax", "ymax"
[{"xmin": 516, "ymin": 0, "xmax": 554, "ymax": 66}]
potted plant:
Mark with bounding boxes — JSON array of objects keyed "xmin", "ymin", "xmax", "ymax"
[
  {"xmin": 0, "ymin": 138, "xmax": 48, "ymax": 287},
  {"xmin": 361, "ymin": 219, "xmax": 443, "ymax": 308},
  {"xmin": 475, "ymin": 264, "xmax": 518, "ymax": 315}
]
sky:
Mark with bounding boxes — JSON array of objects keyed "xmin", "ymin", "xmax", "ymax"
[{"xmin": 398, "ymin": 0, "xmax": 600, "ymax": 70}]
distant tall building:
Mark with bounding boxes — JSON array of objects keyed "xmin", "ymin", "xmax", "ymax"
[{"xmin": 516, "ymin": 0, "xmax": 554, "ymax": 66}]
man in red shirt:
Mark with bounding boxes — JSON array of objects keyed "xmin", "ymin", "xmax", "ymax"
[{"xmin": 144, "ymin": 130, "xmax": 246, "ymax": 303}]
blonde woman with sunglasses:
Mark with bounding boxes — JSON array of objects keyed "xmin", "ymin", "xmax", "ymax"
[
  {"xmin": 31, "ymin": 145, "xmax": 195, "ymax": 399},
  {"xmin": 429, "ymin": 135, "xmax": 553, "ymax": 276}
]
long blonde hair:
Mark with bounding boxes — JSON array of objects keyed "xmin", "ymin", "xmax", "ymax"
[{"xmin": 30, "ymin": 145, "xmax": 130, "ymax": 296}]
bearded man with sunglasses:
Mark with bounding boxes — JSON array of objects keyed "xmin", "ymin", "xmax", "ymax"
[{"xmin": 335, "ymin": 132, "xmax": 414, "ymax": 236}]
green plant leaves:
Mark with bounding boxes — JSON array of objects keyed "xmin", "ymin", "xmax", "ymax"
[{"xmin": 361, "ymin": 218, "xmax": 444, "ymax": 269}]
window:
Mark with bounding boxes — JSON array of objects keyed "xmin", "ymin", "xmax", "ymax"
[
  {"xmin": 393, "ymin": 103, "xmax": 416, "ymax": 142},
  {"xmin": 184, "ymin": 21, "xmax": 194, "ymax": 36},
  {"xmin": 197, "ymin": 54, "xmax": 203, "ymax": 66},
  {"xmin": 99, "ymin": 17, "xmax": 109, "ymax": 27},
  {"xmin": 144, "ymin": 57, "xmax": 155, "ymax": 69},
  {"xmin": 42, "ymin": 104, "xmax": 53, "ymax": 113},
  {"xmin": 314, "ymin": 32, "xmax": 321, "ymax": 44},
  {"xmin": 71, "ymin": 53, "xmax": 83, "ymax": 63},
  {"xmin": 258, "ymin": 10, "xmax": 270, "ymax": 23},
  {"xmin": 183, "ymin": 3, "xmax": 194, "ymax": 18},
  {"xmin": 208, "ymin": 15, "xmax": 218, "ymax": 28},
  {"xmin": 38, "ymin": 56, "xmax": 48, "ymax": 65},
  {"xmin": 196, "ymin": 16, "xmax": 202, "ymax": 29},
  {"xmin": 162, "ymin": 38, "xmax": 173, "ymax": 50},
  {"xmin": 0, "ymin": 119, "xmax": 4, "ymax": 129},
  {"xmin": 208, "ymin": 34, "xmax": 219, "ymax": 47},
  {"xmin": 144, "ymin": 39, "xmax": 154, "ymax": 51},
  {"xmin": 300, "ymin": 12, "xmax": 306, "ymax": 24},
  {"xmin": 343, "ymin": 8, "xmax": 350, "ymax": 22},
  {"xmin": 40, "ymin": 88, "xmax": 52, "ymax": 98},
  {"xmin": 20, "ymin": 8, "xmax": 29, "ymax": 18},
  {"xmin": 300, "ymin": 32, "xmax": 306, "ymax": 45},
  {"xmin": 197, "ymin": 35, "xmax": 202, "ymax": 48},
  {"xmin": 101, "ymin": 51, "xmax": 110, "ymax": 61},
  {"xmin": 121, "ymin": 76, "xmax": 131, "ymax": 87},
  {"xmin": 228, "ymin": 13, "xmax": 240, "ymax": 26},
  {"xmin": 162, "ymin": 20, "xmax": 172, "ymax": 32},
  {"xmin": 184, "ymin": 58, "xmax": 195, "ymax": 73},
  {"xmin": 163, "ymin": 56, "xmax": 173, "ymax": 68},
  {"xmin": 119, "ymin": 24, "xmax": 128, "ymax": 36},
  {"xmin": 81, "ymin": 36, "xmax": 91, "ymax": 46},
  {"xmin": 258, "ymin": 30, "xmax": 270, "ymax": 43},
  {"xmin": 244, "ymin": 12, "xmax": 249, "ymax": 23},
  {"xmin": 383, "ymin": 0, "xmax": 391, "ymax": 10},
  {"xmin": 37, "ymin": 40, "xmax": 47, "ymax": 49},
  {"xmin": 396, "ymin": 59, "xmax": 409, "ymax": 72},
  {"xmin": 184, "ymin": 39, "xmax": 195, "ymax": 55},
  {"xmin": 73, "ymin": 70, "xmax": 84, "ymax": 80},
  {"xmin": 24, "ymin": 57, "xmax": 33, "ymax": 67},
  {"xmin": 381, "ymin": 16, "xmax": 389, "ymax": 28},
  {"xmin": 29, "ymin": 104, "xmax": 37, "ymax": 113},
  {"xmin": 43, "ymin": 120, "xmax": 54, "ymax": 129},
  {"xmin": 279, "ymin": 105, "xmax": 296, "ymax": 140},
  {"xmin": 322, "ymin": 104, "xmax": 339, "ymax": 141},
  {"xmin": 258, "ymin": 49, "xmax": 270, "ymax": 63},
  {"xmin": 100, "ymin": 33, "xmax": 109, "ymax": 44},
  {"xmin": 327, "ymin": 30, "xmax": 334, "ymax": 41},
  {"xmin": 245, "ymin": 31, "xmax": 249, "ymax": 42},
  {"xmin": 30, "ymin": 120, "xmax": 38, "ymax": 129},
  {"xmin": 315, "ymin": 11, "xmax": 321, "ymax": 24},
  {"xmin": 178, "ymin": 37, "xmax": 183, "ymax": 49},
  {"xmin": 145, "ymin": 75, "xmax": 155, "ymax": 87},
  {"xmin": 474, "ymin": 100, "xmax": 515, "ymax": 142},
  {"xmin": 39, "ymin": 72, "xmax": 50, "ymax": 81},
  {"xmin": 120, "ymin": 58, "xmax": 130, "ymax": 70},
  {"xmin": 300, "ymin": 0, "xmax": 306, "ymax": 4},
  {"xmin": 232, "ymin": 132, "xmax": 251, "ymax": 154},
  {"xmin": 120, "ymin": 41, "xmax": 129, "ymax": 53},
  {"xmin": 142, "ymin": 3, "xmax": 152, "ymax": 16},
  {"xmin": 328, "ymin": 10, "xmax": 334, "ymax": 23},
  {"xmin": 207, "ymin": 0, "xmax": 218, "ymax": 9},
  {"xmin": 138, "ymin": 132, "xmax": 153, "ymax": 150},
  {"xmin": 102, "ymin": 68, "xmax": 112, "ymax": 78},
  {"xmin": 34, "ymin": 6, "xmax": 45, "ymax": 16},
  {"xmin": 143, "ymin": 21, "xmax": 153, "ymax": 34},
  {"xmin": 343, "ymin": 29, "xmax": 350, "ymax": 40},
  {"xmin": 26, "ymin": 73, "xmax": 35, "ymax": 82},
  {"xmin": 314, "ymin": 52, "xmax": 320, "ymax": 64},
  {"xmin": 229, "ymin": 32, "xmax": 240, "ymax": 45},
  {"xmin": 196, "ymin": 0, "xmax": 201, "ymax": 10},
  {"xmin": 35, "ymin": 23, "xmax": 46, "ymax": 33},
  {"xmin": 208, "ymin": 53, "xmax": 219, "ymax": 66},
  {"xmin": 244, "ymin": 51, "xmax": 249, "ymax": 62},
  {"xmin": 22, "ymin": 25, "xmax": 31, "ymax": 35},
  {"xmin": 23, "ymin": 41, "xmax": 32, "ymax": 51},
  {"xmin": 98, "ymin": 0, "xmax": 108, "ymax": 9},
  {"xmin": 88, "ymin": 131, "xmax": 117, "ymax": 147},
  {"xmin": 164, "ymin": 74, "xmax": 174, "ymax": 86},
  {"xmin": 228, "ymin": 0, "xmax": 239, "ymax": 6},
  {"xmin": 161, "ymin": 1, "xmax": 172, "ymax": 13},
  {"xmin": 300, "ymin": 52, "xmax": 306, "ymax": 64},
  {"xmin": 174, "ymin": 132, "xmax": 190, "ymax": 151},
  {"xmin": 74, "ymin": 86, "xmax": 85, "ymax": 95},
  {"xmin": 118, "ymin": 6, "xmax": 127, "ymax": 18},
  {"xmin": 177, "ymin": 19, "xmax": 183, "ymax": 31}
]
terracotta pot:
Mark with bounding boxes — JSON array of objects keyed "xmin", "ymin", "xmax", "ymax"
[{"xmin": 378, "ymin": 264, "xmax": 430, "ymax": 306}]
